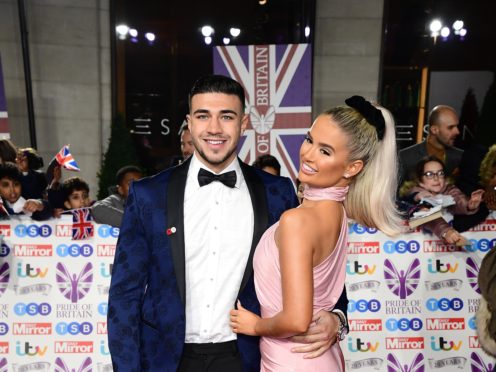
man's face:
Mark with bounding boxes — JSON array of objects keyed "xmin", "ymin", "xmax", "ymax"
[
  {"xmin": 180, "ymin": 129, "xmax": 194, "ymax": 159},
  {"xmin": 187, "ymin": 92, "xmax": 248, "ymax": 173},
  {"xmin": 64, "ymin": 189, "xmax": 90, "ymax": 210},
  {"xmin": 0, "ymin": 178, "xmax": 21, "ymax": 204},
  {"xmin": 117, "ymin": 171, "xmax": 143, "ymax": 199},
  {"xmin": 431, "ymin": 110, "xmax": 460, "ymax": 147}
]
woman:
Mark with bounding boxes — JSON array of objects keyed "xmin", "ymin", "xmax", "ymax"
[
  {"xmin": 405, "ymin": 155, "xmax": 483, "ymax": 244},
  {"xmin": 230, "ymin": 96, "xmax": 402, "ymax": 371}
]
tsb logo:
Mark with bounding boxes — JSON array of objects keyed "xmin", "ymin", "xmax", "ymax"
[
  {"xmin": 98, "ymin": 302, "xmax": 108, "ymax": 316},
  {"xmin": 349, "ymin": 223, "xmax": 377, "ymax": 235},
  {"xmin": 426, "ymin": 298, "xmax": 463, "ymax": 312},
  {"xmin": 347, "ymin": 337, "xmax": 379, "ymax": 352},
  {"xmin": 98, "ymin": 225, "xmax": 119, "ymax": 238},
  {"xmin": 385, "ymin": 318, "xmax": 422, "ymax": 331},
  {"xmin": 383, "ymin": 240, "xmax": 420, "ymax": 254},
  {"xmin": 0, "ymin": 243, "xmax": 10, "ymax": 257},
  {"xmin": 348, "ymin": 299, "xmax": 381, "ymax": 313},
  {"xmin": 465, "ymin": 239, "xmax": 496, "ymax": 252},
  {"xmin": 0, "ymin": 322, "xmax": 8, "ymax": 335},
  {"xmin": 14, "ymin": 224, "xmax": 52, "ymax": 238},
  {"xmin": 56, "ymin": 244, "xmax": 93, "ymax": 257},
  {"xmin": 55, "ymin": 322, "xmax": 93, "ymax": 335},
  {"xmin": 14, "ymin": 303, "xmax": 52, "ymax": 316}
]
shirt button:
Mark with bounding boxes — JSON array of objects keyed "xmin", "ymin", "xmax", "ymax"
[
  {"xmin": 213, "ymin": 252, "xmax": 216, "ymax": 255},
  {"xmin": 207, "ymin": 304, "xmax": 210, "ymax": 308},
  {"xmin": 215, "ymin": 201, "xmax": 219, "ymax": 205},
  {"xmin": 214, "ymin": 226, "xmax": 217, "ymax": 230},
  {"xmin": 210, "ymin": 278, "xmax": 214, "ymax": 281},
  {"xmin": 203, "ymin": 329, "xmax": 207, "ymax": 333}
]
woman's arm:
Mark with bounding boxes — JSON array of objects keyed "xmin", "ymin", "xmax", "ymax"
[{"xmin": 231, "ymin": 209, "xmax": 314, "ymax": 338}]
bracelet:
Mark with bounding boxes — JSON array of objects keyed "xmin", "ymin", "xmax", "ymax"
[{"xmin": 331, "ymin": 311, "xmax": 348, "ymax": 341}]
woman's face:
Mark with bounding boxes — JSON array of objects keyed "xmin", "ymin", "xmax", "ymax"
[
  {"xmin": 298, "ymin": 114, "xmax": 352, "ymax": 188},
  {"xmin": 419, "ymin": 160, "xmax": 446, "ymax": 194}
]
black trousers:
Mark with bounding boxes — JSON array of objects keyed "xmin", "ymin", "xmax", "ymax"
[{"xmin": 177, "ymin": 341, "xmax": 243, "ymax": 372}]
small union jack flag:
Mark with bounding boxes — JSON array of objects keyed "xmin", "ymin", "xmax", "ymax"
[
  {"xmin": 71, "ymin": 208, "xmax": 94, "ymax": 240},
  {"xmin": 55, "ymin": 144, "xmax": 80, "ymax": 171}
]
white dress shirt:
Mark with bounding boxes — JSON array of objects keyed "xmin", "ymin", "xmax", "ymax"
[{"xmin": 184, "ymin": 153, "xmax": 254, "ymax": 343}]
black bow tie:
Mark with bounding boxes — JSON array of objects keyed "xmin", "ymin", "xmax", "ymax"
[{"xmin": 198, "ymin": 168, "xmax": 237, "ymax": 188}]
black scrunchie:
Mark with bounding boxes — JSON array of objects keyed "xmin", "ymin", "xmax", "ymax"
[{"xmin": 345, "ymin": 95, "xmax": 385, "ymax": 140}]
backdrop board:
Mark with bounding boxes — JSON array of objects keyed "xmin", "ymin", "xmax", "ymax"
[
  {"xmin": 0, "ymin": 215, "xmax": 495, "ymax": 371},
  {"xmin": 214, "ymin": 44, "xmax": 312, "ymax": 182}
]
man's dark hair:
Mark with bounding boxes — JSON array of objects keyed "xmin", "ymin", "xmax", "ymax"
[
  {"xmin": 116, "ymin": 165, "xmax": 142, "ymax": 185},
  {"xmin": 252, "ymin": 154, "xmax": 281, "ymax": 176},
  {"xmin": 61, "ymin": 177, "xmax": 89, "ymax": 200},
  {"xmin": 188, "ymin": 74, "xmax": 246, "ymax": 110},
  {"xmin": 415, "ymin": 155, "xmax": 445, "ymax": 180},
  {"xmin": 0, "ymin": 162, "xmax": 22, "ymax": 183}
]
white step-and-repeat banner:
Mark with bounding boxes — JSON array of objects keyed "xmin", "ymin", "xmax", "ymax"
[{"xmin": 0, "ymin": 215, "xmax": 495, "ymax": 371}]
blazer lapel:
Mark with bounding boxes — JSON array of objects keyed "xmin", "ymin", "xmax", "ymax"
[
  {"xmin": 166, "ymin": 157, "xmax": 192, "ymax": 306},
  {"xmin": 238, "ymin": 160, "xmax": 268, "ymax": 295}
]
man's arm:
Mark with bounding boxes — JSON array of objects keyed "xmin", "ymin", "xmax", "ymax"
[
  {"xmin": 91, "ymin": 195, "xmax": 125, "ymax": 227},
  {"xmin": 289, "ymin": 286, "xmax": 348, "ymax": 358},
  {"xmin": 107, "ymin": 184, "xmax": 149, "ymax": 371}
]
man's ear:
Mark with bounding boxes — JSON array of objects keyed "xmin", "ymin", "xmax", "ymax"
[
  {"xmin": 346, "ymin": 160, "xmax": 364, "ymax": 178},
  {"xmin": 186, "ymin": 115, "xmax": 192, "ymax": 131},
  {"xmin": 116, "ymin": 184, "xmax": 124, "ymax": 197},
  {"xmin": 241, "ymin": 114, "xmax": 249, "ymax": 133},
  {"xmin": 430, "ymin": 124, "xmax": 439, "ymax": 135}
]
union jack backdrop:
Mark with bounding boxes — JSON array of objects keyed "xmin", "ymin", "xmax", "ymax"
[
  {"xmin": 55, "ymin": 144, "xmax": 81, "ymax": 171},
  {"xmin": 71, "ymin": 208, "xmax": 94, "ymax": 240},
  {"xmin": 0, "ymin": 55, "xmax": 9, "ymax": 139},
  {"xmin": 214, "ymin": 44, "xmax": 312, "ymax": 182}
]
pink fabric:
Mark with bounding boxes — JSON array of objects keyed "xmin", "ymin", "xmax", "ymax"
[
  {"xmin": 303, "ymin": 184, "xmax": 349, "ymax": 202},
  {"xmin": 253, "ymin": 186, "xmax": 348, "ymax": 371}
]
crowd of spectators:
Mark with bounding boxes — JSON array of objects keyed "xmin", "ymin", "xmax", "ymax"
[{"xmin": 0, "ymin": 102, "xmax": 495, "ymax": 238}]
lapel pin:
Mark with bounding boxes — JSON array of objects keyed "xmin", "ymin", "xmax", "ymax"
[{"xmin": 166, "ymin": 227, "xmax": 177, "ymax": 235}]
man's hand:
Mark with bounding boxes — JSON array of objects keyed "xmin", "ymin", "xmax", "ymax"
[{"xmin": 289, "ymin": 310, "xmax": 338, "ymax": 359}]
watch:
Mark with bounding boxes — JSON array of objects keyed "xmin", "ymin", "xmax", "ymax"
[{"xmin": 332, "ymin": 310, "xmax": 349, "ymax": 341}]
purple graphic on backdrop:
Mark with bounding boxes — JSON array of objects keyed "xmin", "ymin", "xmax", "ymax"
[
  {"xmin": 56, "ymin": 262, "xmax": 93, "ymax": 303},
  {"xmin": 465, "ymin": 257, "xmax": 481, "ymax": 294},
  {"xmin": 387, "ymin": 353, "xmax": 424, "ymax": 372},
  {"xmin": 214, "ymin": 44, "xmax": 312, "ymax": 181},
  {"xmin": 0, "ymin": 262, "xmax": 9, "ymax": 297},
  {"xmin": 470, "ymin": 352, "xmax": 493, "ymax": 372},
  {"xmin": 384, "ymin": 258, "xmax": 420, "ymax": 299},
  {"xmin": 0, "ymin": 358, "xmax": 6, "ymax": 372},
  {"xmin": 55, "ymin": 356, "xmax": 92, "ymax": 372},
  {"xmin": 0, "ymin": 55, "xmax": 9, "ymax": 136}
]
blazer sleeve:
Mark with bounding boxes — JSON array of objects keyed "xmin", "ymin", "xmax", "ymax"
[{"xmin": 107, "ymin": 183, "xmax": 150, "ymax": 371}]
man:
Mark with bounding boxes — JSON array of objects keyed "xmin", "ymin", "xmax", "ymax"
[
  {"xmin": 108, "ymin": 75, "xmax": 346, "ymax": 372},
  {"xmin": 399, "ymin": 105, "xmax": 463, "ymax": 184},
  {"xmin": 180, "ymin": 122, "xmax": 194, "ymax": 160}
]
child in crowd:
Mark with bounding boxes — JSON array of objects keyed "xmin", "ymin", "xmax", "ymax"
[
  {"xmin": 405, "ymin": 155, "xmax": 484, "ymax": 244},
  {"xmin": 47, "ymin": 175, "xmax": 92, "ymax": 218},
  {"xmin": 16, "ymin": 147, "xmax": 47, "ymax": 200},
  {"xmin": 480, "ymin": 144, "xmax": 496, "ymax": 211},
  {"xmin": 61, "ymin": 177, "xmax": 92, "ymax": 210},
  {"xmin": 91, "ymin": 165, "xmax": 143, "ymax": 227},
  {"xmin": 0, "ymin": 162, "xmax": 52, "ymax": 220}
]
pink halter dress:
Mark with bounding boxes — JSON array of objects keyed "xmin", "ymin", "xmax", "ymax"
[{"xmin": 253, "ymin": 185, "xmax": 349, "ymax": 371}]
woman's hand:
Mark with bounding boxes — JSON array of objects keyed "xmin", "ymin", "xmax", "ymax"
[
  {"xmin": 442, "ymin": 228, "xmax": 462, "ymax": 244},
  {"xmin": 229, "ymin": 301, "xmax": 260, "ymax": 336},
  {"xmin": 468, "ymin": 189, "xmax": 484, "ymax": 210},
  {"xmin": 414, "ymin": 190, "xmax": 433, "ymax": 202},
  {"xmin": 23, "ymin": 199, "xmax": 44, "ymax": 212}
]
